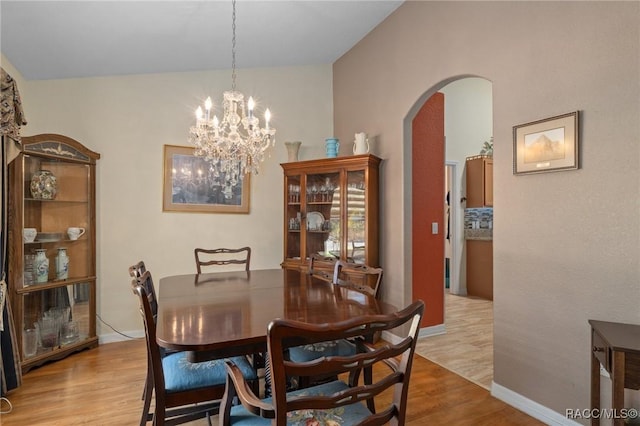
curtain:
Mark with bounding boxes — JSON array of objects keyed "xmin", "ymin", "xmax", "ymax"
[{"xmin": 0, "ymin": 67, "xmax": 28, "ymax": 394}]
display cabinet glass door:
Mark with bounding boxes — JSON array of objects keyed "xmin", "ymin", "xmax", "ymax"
[
  {"xmin": 305, "ymin": 172, "xmax": 341, "ymax": 260},
  {"xmin": 21, "ymin": 283, "xmax": 93, "ymax": 360},
  {"xmin": 285, "ymin": 175, "xmax": 302, "ymax": 261},
  {"xmin": 346, "ymin": 170, "xmax": 366, "ymax": 264}
]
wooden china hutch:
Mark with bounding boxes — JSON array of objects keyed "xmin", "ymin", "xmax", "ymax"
[
  {"xmin": 281, "ymin": 154, "xmax": 381, "ymax": 270},
  {"xmin": 8, "ymin": 134, "xmax": 100, "ymax": 372}
]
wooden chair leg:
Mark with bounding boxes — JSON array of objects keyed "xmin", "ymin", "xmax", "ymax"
[{"xmin": 141, "ymin": 364, "xmax": 153, "ymax": 425}]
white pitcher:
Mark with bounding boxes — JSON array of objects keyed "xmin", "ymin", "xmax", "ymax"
[{"xmin": 353, "ymin": 132, "xmax": 369, "ymax": 155}]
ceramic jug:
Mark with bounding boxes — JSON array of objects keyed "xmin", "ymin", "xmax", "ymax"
[
  {"xmin": 353, "ymin": 132, "xmax": 369, "ymax": 155},
  {"xmin": 325, "ymin": 138, "xmax": 339, "ymax": 158}
]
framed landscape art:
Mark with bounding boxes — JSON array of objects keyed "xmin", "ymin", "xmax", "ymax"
[
  {"xmin": 162, "ymin": 145, "xmax": 250, "ymax": 213},
  {"xmin": 513, "ymin": 111, "xmax": 579, "ymax": 175}
]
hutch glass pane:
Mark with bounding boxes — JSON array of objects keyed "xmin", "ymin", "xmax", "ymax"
[
  {"xmin": 305, "ymin": 172, "xmax": 340, "ymax": 259},
  {"xmin": 286, "ymin": 175, "xmax": 302, "ymax": 260},
  {"xmin": 21, "ymin": 283, "xmax": 91, "ymax": 359},
  {"xmin": 347, "ymin": 171, "xmax": 366, "ymax": 264}
]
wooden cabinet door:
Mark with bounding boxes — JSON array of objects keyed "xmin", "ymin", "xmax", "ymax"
[
  {"xmin": 466, "ymin": 157, "xmax": 493, "ymax": 208},
  {"xmin": 484, "ymin": 159, "xmax": 493, "ymax": 207}
]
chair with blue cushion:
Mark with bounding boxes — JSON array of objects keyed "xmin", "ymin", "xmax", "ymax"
[
  {"xmin": 219, "ymin": 300, "xmax": 425, "ymax": 426},
  {"xmin": 128, "ymin": 260, "xmax": 158, "ymax": 426},
  {"xmin": 132, "ymin": 271, "xmax": 259, "ymax": 426},
  {"xmin": 288, "ymin": 259, "xmax": 384, "ymax": 390}
]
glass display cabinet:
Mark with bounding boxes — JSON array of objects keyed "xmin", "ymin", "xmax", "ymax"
[
  {"xmin": 8, "ymin": 134, "xmax": 100, "ymax": 373},
  {"xmin": 281, "ymin": 154, "xmax": 381, "ymax": 270}
]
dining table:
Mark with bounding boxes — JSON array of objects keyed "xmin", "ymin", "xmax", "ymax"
[{"xmin": 156, "ymin": 268, "xmax": 398, "ymax": 362}]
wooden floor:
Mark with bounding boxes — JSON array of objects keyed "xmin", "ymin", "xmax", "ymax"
[
  {"xmin": 415, "ymin": 291, "xmax": 494, "ymax": 389},
  {"xmin": 1, "ymin": 338, "xmax": 543, "ymax": 425}
]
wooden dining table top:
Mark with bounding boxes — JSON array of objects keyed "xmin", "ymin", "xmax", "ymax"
[{"xmin": 156, "ymin": 268, "xmax": 397, "ymax": 361}]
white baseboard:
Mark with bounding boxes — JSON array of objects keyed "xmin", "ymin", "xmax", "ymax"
[
  {"xmin": 491, "ymin": 381, "xmax": 581, "ymax": 426},
  {"xmin": 381, "ymin": 324, "xmax": 445, "ymax": 344},
  {"xmin": 98, "ymin": 329, "xmax": 144, "ymax": 345},
  {"xmin": 418, "ymin": 324, "xmax": 446, "ymax": 338}
]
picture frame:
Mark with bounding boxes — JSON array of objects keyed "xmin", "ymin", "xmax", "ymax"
[
  {"xmin": 162, "ymin": 144, "xmax": 250, "ymax": 213},
  {"xmin": 513, "ymin": 111, "xmax": 579, "ymax": 175}
]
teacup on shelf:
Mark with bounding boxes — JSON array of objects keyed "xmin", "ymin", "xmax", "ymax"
[{"xmin": 67, "ymin": 227, "xmax": 86, "ymax": 240}]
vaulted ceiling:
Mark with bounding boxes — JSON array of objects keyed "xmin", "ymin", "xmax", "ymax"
[{"xmin": 1, "ymin": 1, "xmax": 403, "ymax": 80}]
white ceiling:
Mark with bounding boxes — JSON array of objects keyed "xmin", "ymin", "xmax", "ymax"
[{"xmin": 1, "ymin": 0, "xmax": 403, "ymax": 80}]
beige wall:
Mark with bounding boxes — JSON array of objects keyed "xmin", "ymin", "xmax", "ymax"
[
  {"xmin": 6, "ymin": 62, "xmax": 334, "ymax": 339},
  {"xmin": 333, "ymin": 0, "xmax": 639, "ymax": 420}
]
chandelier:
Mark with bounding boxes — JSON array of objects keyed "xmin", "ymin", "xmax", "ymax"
[{"xmin": 189, "ymin": 0, "xmax": 276, "ymax": 176}]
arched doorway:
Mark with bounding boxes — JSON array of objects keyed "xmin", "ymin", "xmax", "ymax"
[{"xmin": 405, "ymin": 76, "xmax": 494, "ymax": 387}]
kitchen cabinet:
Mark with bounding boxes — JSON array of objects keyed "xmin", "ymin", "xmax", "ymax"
[
  {"xmin": 281, "ymin": 154, "xmax": 381, "ymax": 270},
  {"xmin": 466, "ymin": 156, "xmax": 493, "ymax": 207},
  {"xmin": 466, "ymin": 240, "xmax": 493, "ymax": 300},
  {"xmin": 8, "ymin": 134, "xmax": 100, "ymax": 373}
]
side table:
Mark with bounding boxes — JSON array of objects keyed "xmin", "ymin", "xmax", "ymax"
[{"xmin": 589, "ymin": 320, "xmax": 640, "ymax": 426}]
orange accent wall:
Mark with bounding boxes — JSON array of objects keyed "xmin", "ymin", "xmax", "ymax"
[{"xmin": 412, "ymin": 92, "xmax": 445, "ymax": 327}]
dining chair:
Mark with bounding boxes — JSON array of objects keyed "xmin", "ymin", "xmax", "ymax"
[
  {"xmin": 219, "ymin": 300, "xmax": 425, "ymax": 426},
  {"xmin": 288, "ymin": 260, "xmax": 385, "ymax": 389},
  {"xmin": 193, "ymin": 247, "xmax": 264, "ymax": 384},
  {"xmin": 128, "ymin": 260, "xmax": 158, "ymax": 426},
  {"xmin": 194, "ymin": 247, "xmax": 251, "ymax": 273},
  {"xmin": 132, "ymin": 271, "xmax": 259, "ymax": 426},
  {"xmin": 307, "ymin": 253, "xmax": 338, "ymax": 281},
  {"xmin": 333, "ymin": 259, "xmax": 384, "ymax": 299}
]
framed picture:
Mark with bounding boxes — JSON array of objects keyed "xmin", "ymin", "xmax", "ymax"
[
  {"xmin": 513, "ymin": 111, "xmax": 579, "ymax": 175},
  {"xmin": 162, "ymin": 145, "xmax": 250, "ymax": 213}
]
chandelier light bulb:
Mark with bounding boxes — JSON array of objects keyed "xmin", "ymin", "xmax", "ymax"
[{"xmin": 195, "ymin": 106, "xmax": 203, "ymax": 120}]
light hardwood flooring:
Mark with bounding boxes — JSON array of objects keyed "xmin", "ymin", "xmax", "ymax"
[
  {"xmin": 415, "ymin": 291, "xmax": 493, "ymax": 390},
  {"xmin": 0, "ymin": 336, "xmax": 543, "ymax": 425}
]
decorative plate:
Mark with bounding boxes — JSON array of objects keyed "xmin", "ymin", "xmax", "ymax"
[
  {"xmin": 306, "ymin": 211, "xmax": 325, "ymax": 231},
  {"xmin": 36, "ymin": 232, "xmax": 64, "ymax": 242}
]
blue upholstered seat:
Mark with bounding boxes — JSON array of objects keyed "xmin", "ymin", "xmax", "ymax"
[
  {"xmin": 287, "ymin": 339, "xmax": 356, "ymax": 363},
  {"xmin": 163, "ymin": 353, "xmax": 257, "ymax": 393},
  {"xmin": 220, "ymin": 301, "xmax": 425, "ymax": 426},
  {"xmin": 228, "ymin": 380, "xmax": 371, "ymax": 426}
]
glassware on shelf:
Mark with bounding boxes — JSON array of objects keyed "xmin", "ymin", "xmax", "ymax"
[
  {"xmin": 61, "ymin": 320, "xmax": 79, "ymax": 345},
  {"xmin": 288, "ymin": 184, "xmax": 300, "ymax": 203},
  {"xmin": 24, "ymin": 253, "xmax": 35, "ymax": 285},
  {"xmin": 36, "ymin": 316, "xmax": 59, "ymax": 348},
  {"xmin": 23, "ymin": 328, "xmax": 38, "ymax": 357}
]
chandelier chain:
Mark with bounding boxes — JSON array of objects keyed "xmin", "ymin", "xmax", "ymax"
[
  {"xmin": 231, "ymin": 0, "xmax": 236, "ymax": 91},
  {"xmin": 189, "ymin": 0, "xmax": 275, "ymax": 177}
]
